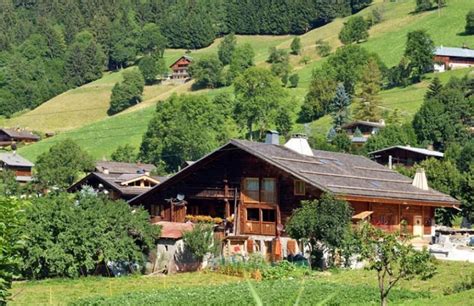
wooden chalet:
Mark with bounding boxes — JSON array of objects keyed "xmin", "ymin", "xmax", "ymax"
[
  {"xmin": 130, "ymin": 134, "xmax": 458, "ymax": 259},
  {"xmin": 369, "ymin": 145, "xmax": 444, "ymax": 168},
  {"xmin": 169, "ymin": 55, "xmax": 192, "ymax": 82},
  {"xmin": 0, "ymin": 128, "xmax": 39, "ymax": 148},
  {"xmin": 341, "ymin": 120, "xmax": 385, "ymax": 145},
  {"xmin": 0, "ymin": 152, "xmax": 34, "ymax": 183},
  {"xmin": 68, "ymin": 161, "xmax": 166, "ymax": 200},
  {"xmin": 434, "ymin": 46, "xmax": 474, "ymax": 72}
]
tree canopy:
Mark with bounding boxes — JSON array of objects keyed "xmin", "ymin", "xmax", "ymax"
[
  {"xmin": 339, "ymin": 16, "xmax": 369, "ymax": 45},
  {"xmin": 35, "ymin": 139, "xmax": 94, "ymax": 189},
  {"xmin": 108, "ymin": 69, "xmax": 145, "ymax": 115}
]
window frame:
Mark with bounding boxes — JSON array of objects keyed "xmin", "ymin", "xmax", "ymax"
[{"xmin": 294, "ymin": 179, "xmax": 305, "ymax": 196}]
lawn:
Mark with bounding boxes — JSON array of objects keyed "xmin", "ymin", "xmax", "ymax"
[{"xmin": 9, "ymin": 260, "xmax": 474, "ymax": 305}]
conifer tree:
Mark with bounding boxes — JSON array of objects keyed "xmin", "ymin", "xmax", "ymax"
[
  {"xmin": 354, "ymin": 59, "xmax": 382, "ymax": 121},
  {"xmin": 330, "ymin": 83, "xmax": 351, "ymax": 130},
  {"xmin": 466, "ymin": 10, "xmax": 474, "ymax": 35},
  {"xmin": 290, "ymin": 37, "xmax": 302, "ymax": 55},
  {"xmin": 218, "ymin": 33, "xmax": 236, "ymax": 65},
  {"xmin": 425, "ymin": 77, "xmax": 443, "ymax": 99}
]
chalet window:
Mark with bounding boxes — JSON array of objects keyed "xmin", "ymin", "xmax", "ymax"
[
  {"xmin": 261, "ymin": 178, "xmax": 276, "ymax": 203},
  {"xmin": 294, "ymin": 180, "xmax": 305, "ymax": 195},
  {"xmin": 247, "ymin": 208, "xmax": 260, "ymax": 221},
  {"xmin": 244, "ymin": 178, "xmax": 260, "ymax": 202},
  {"xmin": 262, "ymin": 209, "xmax": 276, "ymax": 222}
]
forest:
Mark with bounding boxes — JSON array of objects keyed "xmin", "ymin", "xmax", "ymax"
[{"xmin": 0, "ymin": 0, "xmax": 372, "ymax": 117}]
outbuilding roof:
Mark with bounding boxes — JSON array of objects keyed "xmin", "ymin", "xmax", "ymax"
[
  {"xmin": 369, "ymin": 145, "xmax": 444, "ymax": 158},
  {"xmin": 341, "ymin": 121, "xmax": 385, "ymax": 129},
  {"xmin": 95, "ymin": 161, "xmax": 155, "ymax": 175},
  {"xmin": 130, "ymin": 139, "xmax": 459, "ymax": 207},
  {"xmin": 0, "ymin": 153, "xmax": 34, "ymax": 167},
  {"xmin": 0, "ymin": 128, "xmax": 40, "ymax": 141},
  {"xmin": 435, "ymin": 46, "xmax": 474, "ymax": 58}
]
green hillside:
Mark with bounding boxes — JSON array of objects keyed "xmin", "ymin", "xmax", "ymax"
[{"xmin": 14, "ymin": 0, "xmax": 474, "ymax": 161}]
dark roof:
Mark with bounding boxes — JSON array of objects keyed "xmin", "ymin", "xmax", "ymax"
[
  {"xmin": 169, "ymin": 55, "xmax": 193, "ymax": 68},
  {"xmin": 95, "ymin": 161, "xmax": 155, "ymax": 174},
  {"xmin": 369, "ymin": 146, "xmax": 444, "ymax": 158},
  {"xmin": 341, "ymin": 121, "xmax": 385, "ymax": 129},
  {"xmin": 130, "ymin": 139, "xmax": 459, "ymax": 206},
  {"xmin": 435, "ymin": 47, "xmax": 474, "ymax": 58},
  {"xmin": 0, "ymin": 128, "xmax": 40, "ymax": 141},
  {"xmin": 0, "ymin": 153, "xmax": 34, "ymax": 167},
  {"xmin": 69, "ymin": 172, "xmax": 167, "ymax": 197}
]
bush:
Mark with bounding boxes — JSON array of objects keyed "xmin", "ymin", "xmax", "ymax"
[
  {"xmin": 415, "ymin": 0, "xmax": 433, "ymax": 13},
  {"xmin": 315, "ymin": 39, "xmax": 331, "ymax": 57},
  {"xmin": 339, "ymin": 16, "xmax": 369, "ymax": 45},
  {"xmin": 19, "ymin": 192, "xmax": 159, "ymax": 279},
  {"xmin": 466, "ymin": 10, "xmax": 474, "ymax": 35},
  {"xmin": 289, "ymin": 74, "xmax": 299, "ymax": 88},
  {"xmin": 182, "ymin": 223, "xmax": 216, "ymax": 265}
]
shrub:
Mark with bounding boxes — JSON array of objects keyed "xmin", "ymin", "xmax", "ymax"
[
  {"xmin": 315, "ymin": 39, "xmax": 331, "ymax": 57},
  {"xmin": 466, "ymin": 10, "xmax": 474, "ymax": 35},
  {"xmin": 19, "ymin": 192, "xmax": 159, "ymax": 279},
  {"xmin": 182, "ymin": 223, "xmax": 216, "ymax": 266}
]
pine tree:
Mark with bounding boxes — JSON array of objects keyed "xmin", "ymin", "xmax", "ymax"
[
  {"xmin": 355, "ymin": 59, "xmax": 382, "ymax": 121},
  {"xmin": 425, "ymin": 77, "xmax": 443, "ymax": 99},
  {"xmin": 218, "ymin": 33, "xmax": 236, "ymax": 65},
  {"xmin": 465, "ymin": 10, "xmax": 474, "ymax": 35},
  {"xmin": 330, "ymin": 83, "xmax": 351, "ymax": 130},
  {"xmin": 290, "ymin": 37, "xmax": 302, "ymax": 55}
]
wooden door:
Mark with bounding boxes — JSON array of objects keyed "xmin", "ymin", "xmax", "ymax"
[
  {"xmin": 172, "ymin": 204, "xmax": 186, "ymax": 223},
  {"xmin": 413, "ymin": 215, "xmax": 423, "ymax": 237}
]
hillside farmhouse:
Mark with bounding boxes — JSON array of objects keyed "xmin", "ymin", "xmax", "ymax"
[
  {"xmin": 0, "ymin": 128, "xmax": 39, "ymax": 148},
  {"xmin": 0, "ymin": 152, "xmax": 34, "ymax": 183},
  {"xmin": 69, "ymin": 161, "xmax": 166, "ymax": 200},
  {"xmin": 434, "ymin": 46, "xmax": 474, "ymax": 72},
  {"xmin": 341, "ymin": 120, "xmax": 385, "ymax": 146},
  {"xmin": 369, "ymin": 145, "xmax": 444, "ymax": 168},
  {"xmin": 169, "ymin": 55, "xmax": 192, "ymax": 82},
  {"xmin": 130, "ymin": 133, "xmax": 458, "ymax": 259}
]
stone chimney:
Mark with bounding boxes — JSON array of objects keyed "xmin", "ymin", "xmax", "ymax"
[
  {"xmin": 265, "ymin": 130, "xmax": 279, "ymax": 145},
  {"xmin": 284, "ymin": 134, "xmax": 314, "ymax": 156},
  {"xmin": 412, "ymin": 168, "xmax": 429, "ymax": 191}
]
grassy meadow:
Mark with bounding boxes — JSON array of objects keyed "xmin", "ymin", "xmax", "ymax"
[
  {"xmin": 9, "ymin": 260, "xmax": 474, "ymax": 305},
  {"xmin": 7, "ymin": 0, "xmax": 474, "ymax": 161}
]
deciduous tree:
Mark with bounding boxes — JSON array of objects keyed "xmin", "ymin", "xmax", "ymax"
[
  {"xmin": 188, "ymin": 54, "xmax": 223, "ymax": 89},
  {"xmin": 138, "ymin": 55, "xmax": 158, "ymax": 84},
  {"xmin": 339, "ymin": 16, "xmax": 369, "ymax": 45},
  {"xmin": 108, "ymin": 70, "xmax": 145, "ymax": 115},
  {"xmin": 465, "ymin": 10, "xmax": 474, "ymax": 35},
  {"xmin": 354, "ymin": 59, "xmax": 382, "ymax": 121},
  {"xmin": 290, "ymin": 37, "xmax": 302, "ymax": 55},
  {"xmin": 300, "ymin": 68, "xmax": 337, "ymax": 122},
  {"xmin": 35, "ymin": 139, "xmax": 94, "ymax": 189},
  {"xmin": 286, "ymin": 194, "xmax": 352, "ymax": 269},
  {"xmin": 111, "ymin": 144, "xmax": 137, "ymax": 163},
  {"xmin": 404, "ymin": 30, "xmax": 434, "ymax": 82},
  {"xmin": 234, "ymin": 67, "xmax": 286, "ymax": 139},
  {"xmin": 229, "ymin": 43, "xmax": 255, "ymax": 78}
]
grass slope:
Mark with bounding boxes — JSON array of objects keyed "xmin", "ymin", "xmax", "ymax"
[
  {"xmin": 13, "ymin": 0, "xmax": 474, "ymax": 160},
  {"xmin": 9, "ymin": 261, "xmax": 474, "ymax": 305}
]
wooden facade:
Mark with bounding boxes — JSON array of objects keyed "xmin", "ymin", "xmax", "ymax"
[
  {"xmin": 369, "ymin": 146, "xmax": 443, "ymax": 167},
  {"xmin": 132, "ymin": 142, "xmax": 451, "ymax": 239},
  {"xmin": 169, "ymin": 56, "xmax": 192, "ymax": 81}
]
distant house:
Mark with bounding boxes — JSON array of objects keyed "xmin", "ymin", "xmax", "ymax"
[
  {"xmin": 130, "ymin": 133, "xmax": 458, "ymax": 260},
  {"xmin": 169, "ymin": 55, "xmax": 192, "ymax": 82},
  {"xmin": 369, "ymin": 145, "xmax": 444, "ymax": 168},
  {"xmin": 68, "ymin": 161, "xmax": 166, "ymax": 200},
  {"xmin": 0, "ymin": 128, "xmax": 40, "ymax": 148},
  {"xmin": 0, "ymin": 152, "xmax": 34, "ymax": 183},
  {"xmin": 341, "ymin": 120, "xmax": 385, "ymax": 145},
  {"xmin": 434, "ymin": 46, "xmax": 474, "ymax": 72}
]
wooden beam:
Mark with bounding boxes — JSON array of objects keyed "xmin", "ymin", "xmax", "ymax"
[
  {"xmin": 302, "ymin": 171, "xmax": 411, "ymax": 184},
  {"xmin": 353, "ymin": 166, "xmax": 394, "ymax": 173},
  {"xmin": 342, "ymin": 194, "xmax": 458, "ymax": 208},
  {"xmin": 272, "ymin": 156, "xmax": 322, "ymax": 165}
]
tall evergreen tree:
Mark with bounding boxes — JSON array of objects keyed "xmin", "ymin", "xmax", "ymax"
[
  {"xmin": 218, "ymin": 33, "xmax": 236, "ymax": 65},
  {"xmin": 404, "ymin": 30, "xmax": 434, "ymax": 82},
  {"xmin": 330, "ymin": 83, "xmax": 351, "ymax": 130},
  {"xmin": 425, "ymin": 77, "xmax": 443, "ymax": 99},
  {"xmin": 290, "ymin": 37, "xmax": 302, "ymax": 55},
  {"xmin": 354, "ymin": 59, "xmax": 382, "ymax": 121}
]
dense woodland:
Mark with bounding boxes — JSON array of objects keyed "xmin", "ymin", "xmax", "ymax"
[{"xmin": 0, "ymin": 0, "xmax": 372, "ymax": 117}]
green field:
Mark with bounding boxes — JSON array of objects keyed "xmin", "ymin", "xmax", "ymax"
[
  {"xmin": 9, "ymin": 260, "xmax": 474, "ymax": 305},
  {"xmin": 9, "ymin": 0, "xmax": 474, "ymax": 161}
]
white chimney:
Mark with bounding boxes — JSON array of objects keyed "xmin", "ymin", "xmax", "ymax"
[
  {"xmin": 379, "ymin": 119, "xmax": 385, "ymax": 126},
  {"xmin": 412, "ymin": 168, "xmax": 429, "ymax": 191},
  {"xmin": 103, "ymin": 167, "xmax": 109, "ymax": 175},
  {"xmin": 284, "ymin": 134, "xmax": 314, "ymax": 156}
]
